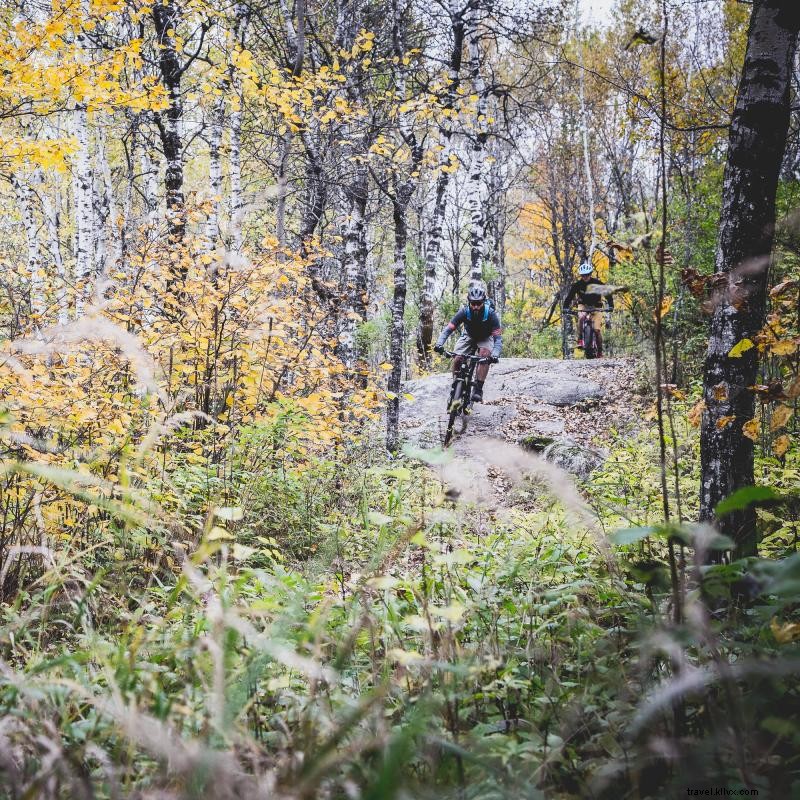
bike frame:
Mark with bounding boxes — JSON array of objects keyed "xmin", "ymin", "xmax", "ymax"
[
  {"xmin": 564, "ymin": 308, "xmax": 615, "ymax": 359},
  {"xmin": 442, "ymin": 349, "xmax": 489, "ymax": 446}
]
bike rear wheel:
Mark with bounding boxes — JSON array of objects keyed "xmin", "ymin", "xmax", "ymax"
[{"xmin": 444, "ymin": 381, "xmax": 464, "ymax": 446}]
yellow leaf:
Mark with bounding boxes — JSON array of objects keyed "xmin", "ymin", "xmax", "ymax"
[
  {"xmin": 773, "ymin": 434, "xmax": 791, "ymax": 458},
  {"xmin": 402, "ymin": 393, "xmax": 415, "ymax": 402},
  {"xmin": 728, "ymin": 338, "xmax": 754, "ymax": 358},
  {"xmin": 771, "ymin": 617, "xmax": 800, "ymax": 644},
  {"xmin": 770, "ymin": 339, "xmax": 798, "ymax": 356},
  {"xmin": 208, "ymin": 526, "xmax": 232, "ymax": 541},
  {"xmin": 742, "ymin": 418, "xmax": 760, "ymax": 441},
  {"xmin": 385, "ymin": 391, "xmax": 397, "ymax": 400},
  {"xmin": 770, "ymin": 404, "xmax": 793, "ymax": 431},
  {"xmin": 716, "ymin": 415, "xmax": 736, "ymax": 429},
  {"xmin": 378, "ymin": 362, "xmax": 393, "ymax": 371},
  {"xmin": 653, "ymin": 295, "xmax": 674, "ymax": 321}
]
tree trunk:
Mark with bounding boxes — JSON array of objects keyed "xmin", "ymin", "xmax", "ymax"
[
  {"xmin": 229, "ymin": 1, "xmax": 249, "ymax": 252},
  {"xmin": 418, "ymin": 0, "xmax": 466, "ymax": 356},
  {"xmin": 336, "ymin": 165, "xmax": 369, "ymax": 368},
  {"xmin": 465, "ymin": 8, "xmax": 489, "ymax": 284},
  {"xmin": 152, "ymin": 1, "xmax": 186, "ymax": 246},
  {"xmin": 206, "ymin": 95, "xmax": 225, "ymax": 247},
  {"xmin": 13, "ymin": 175, "xmax": 45, "ymax": 321},
  {"xmin": 95, "ymin": 126, "xmax": 116, "ymax": 277},
  {"xmin": 699, "ymin": 0, "xmax": 800, "ymax": 557},
  {"xmin": 386, "ymin": 192, "xmax": 409, "ymax": 452},
  {"xmin": 72, "ymin": 104, "xmax": 93, "ymax": 315}
]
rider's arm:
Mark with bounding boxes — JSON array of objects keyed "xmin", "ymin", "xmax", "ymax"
[
  {"xmin": 435, "ymin": 308, "xmax": 466, "ymax": 348},
  {"xmin": 563, "ymin": 281, "xmax": 579, "ymax": 308}
]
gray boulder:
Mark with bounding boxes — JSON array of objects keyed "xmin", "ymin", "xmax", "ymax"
[{"xmin": 542, "ymin": 437, "xmax": 605, "ymax": 479}]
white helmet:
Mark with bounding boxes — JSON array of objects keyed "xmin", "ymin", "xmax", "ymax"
[{"xmin": 578, "ymin": 262, "xmax": 593, "ymax": 276}]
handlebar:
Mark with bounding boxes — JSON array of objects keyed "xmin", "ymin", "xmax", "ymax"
[
  {"xmin": 562, "ymin": 308, "xmax": 616, "ymax": 315},
  {"xmin": 442, "ymin": 349, "xmax": 491, "ymax": 363}
]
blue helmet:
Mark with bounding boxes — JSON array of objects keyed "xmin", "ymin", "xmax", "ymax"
[{"xmin": 578, "ymin": 262, "xmax": 593, "ymax": 276}]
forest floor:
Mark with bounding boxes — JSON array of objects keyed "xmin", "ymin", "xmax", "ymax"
[{"xmin": 400, "ymin": 356, "xmax": 648, "ymax": 506}]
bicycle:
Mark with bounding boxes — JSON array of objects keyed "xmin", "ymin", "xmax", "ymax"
[
  {"xmin": 564, "ymin": 309, "xmax": 614, "ymax": 359},
  {"xmin": 442, "ymin": 349, "xmax": 490, "ymax": 446}
]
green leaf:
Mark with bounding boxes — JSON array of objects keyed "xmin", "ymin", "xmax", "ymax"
[
  {"xmin": 610, "ymin": 526, "xmax": 657, "ymax": 545},
  {"xmin": 715, "ymin": 486, "xmax": 782, "ymax": 517},
  {"xmin": 214, "ymin": 506, "xmax": 244, "ymax": 521},
  {"xmin": 402, "ymin": 444, "xmax": 452, "ymax": 465}
]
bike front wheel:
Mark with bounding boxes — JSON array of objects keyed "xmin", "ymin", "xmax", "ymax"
[{"xmin": 444, "ymin": 381, "xmax": 464, "ymax": 446}]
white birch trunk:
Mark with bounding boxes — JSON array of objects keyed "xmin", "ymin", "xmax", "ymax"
[
  {"xmin": 337, "ymin": 180, "xmax": 367, "ymax": 368},
  {"xmin": 140, "ymin": 143, "xmax": 160, "ymax": 229},
  {"xmin": 229, "ymin": 106, "xmax": 243, "ymax": 251},
  {"xmin": 72, "ymin": 105, "xmax": 94, "ymax": 315},
  {"xmin": 13, "ymin": 175, "xmax": 45, "ymax": 321},
  {"xmin": 228, "ymin": 2, "xmax": 249, "ymax": 252},
  {"xmin": 465, "ymin": 11, "xmax": 490, "ymax": 285},
  {"xmin": 95, "ymin": 125, "xmax": 116, "ymax": 279},
  {"xmin": 206, "ymin": 96, "xmax": 225, "ymax": 247},
  {"xmin": 39, "ymin": 176, "xmax": 68, "ymax": 326}
]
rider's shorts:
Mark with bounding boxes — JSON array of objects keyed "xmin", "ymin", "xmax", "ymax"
[
  {"xmin": 577, "ymin": 305, "xmax": 604, "ymax": 332},
  {"xmin": 453, "ymin": 333, "xmax": 493, "ymax": 355}
]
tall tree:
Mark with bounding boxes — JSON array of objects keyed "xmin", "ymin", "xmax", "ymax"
[{"xmin": 699, "ymin": 0, "xmax": 800, "ymax": 556}]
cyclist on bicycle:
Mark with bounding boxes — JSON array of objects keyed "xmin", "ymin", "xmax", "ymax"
[
  {"xmin": 563, "ymin": 261, "xmax": 613, "ymax": 356},
  {"xmin": 433, "ymin": 283, "xmax": 502, "ymax": 403}
]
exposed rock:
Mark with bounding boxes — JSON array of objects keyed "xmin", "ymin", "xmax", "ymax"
[
  {"xmin": 519, "ymin": 434, "xmax": 556, "ymax": 452},
  {"xmin": 542, "ymin": 438, "xmax": 606, "ymax": 480}
]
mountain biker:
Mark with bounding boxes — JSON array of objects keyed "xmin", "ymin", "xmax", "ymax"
[
  {"xmin": 433, "ymin": 284, "xmax": 502, "ymax": 404},
  {"xmin": 563, "ymin": 261, "xmax": 613, "ymax": 356}
]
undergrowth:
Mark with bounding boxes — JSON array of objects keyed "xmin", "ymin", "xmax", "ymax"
[{"xmin": 1, "ymin": 417, "xmax": 799, "ymax": 799}]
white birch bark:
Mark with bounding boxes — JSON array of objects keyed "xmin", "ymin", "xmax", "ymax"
[
  {"xmin": 228, "ymin": 2, "xmax": 249, "ymax": 252},
  {"xmin": 465, "ymin": 9, "xmax": 490, "ymax": 285},
  {"xmin": 39, "ymin": 176, "xmax": 68, "ymax": 326},
  {"xmin": 140, "ymin": 141, "xmax": 160, "ymax": 230},
  {"xmin": 206, "ymin": 96, "xmax": 225, "ymax": 247},
  {"xmin": 72, "ymin": 105, "xmax": 94, "ymax": 315},
  {"xmin": 229, "ymin": 106, "xmax": 243, "ymax": 252},
  {"xmin": 95, "ymin": 125, "xmax": 116, "ymax": 279},
  {"xmin": 13, "ymin": 175, "xmax": 45, "ymax": 321}
]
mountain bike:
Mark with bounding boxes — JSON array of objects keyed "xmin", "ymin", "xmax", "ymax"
[
  {"xmin": 564, "ymin": 309, "xmax": 614, "ymax": 359},
  {"xmin": 442, "ymin": 350, "xmax": 489, "ymax": 446}
]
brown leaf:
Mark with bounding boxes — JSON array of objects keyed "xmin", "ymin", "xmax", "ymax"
[
  {"xmin": 681, "ymin": 268, "xmax": 709, "ymax": 298},
  {"xmin": 742, "ymin": 418, "xmax": 760, "ymax": 441},
  {"xmin": 770, "ymin": 279, "xmax": 799, "ymax": 298},
  {"xmin": 770, "ymin": 405, "xmax": 793, "ymax": 431},
  {"xmin": 712, "ymin": 382, "xmax": 729, "ymax": 402},
  {"xmin": 687, "ymin": 399, "xmax": 705, "ymax": 427},
  {"xmin": 749, "ymin": 382, "xmax": 788, "ymax": 402},
  {"xmin": 786, "ymin": 375, "xmax": 800, "ymax": 399},
  {"xmin": 716, "ymin": 415, "xmax": 736, "ymax": 430},
  {"xmin": 773, "ymin": 435, "xmax": 791, "ymax": 458}
]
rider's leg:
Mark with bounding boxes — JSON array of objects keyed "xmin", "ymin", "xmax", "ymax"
[
  {"xmin": 577, "ymin": 305, "xmax": 587, "ymax": 347},
  {"xmin": 591, "ymin": 311, "xmax": 603, "ymax": 356},
  {"xmin": 471, "ymin": 346, "xmax": 492, "ymax": 402}
]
